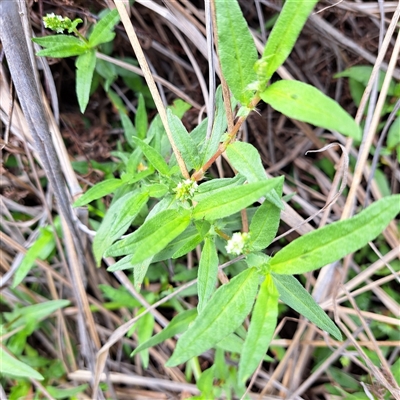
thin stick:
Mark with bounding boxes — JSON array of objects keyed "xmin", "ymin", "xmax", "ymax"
[{"xmin": 113, "ymin": 1, "xmax": 189, "ymax": 179}]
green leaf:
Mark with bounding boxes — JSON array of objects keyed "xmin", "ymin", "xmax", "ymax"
[
  {"xmin": 93, "ymin": 191, "xmax": 149, "ymax": 265},
  {"xmin": 3, "ymin": 300, "xmax": 70, "ymax": 331},
  {"xmin": 226, "ymin": 141, "xmax": 266, "ymax": 183},
  {"xmin": 33, "ymin": 35, "xmax": 88, "ymax": 57},
  {"xmin": 193, "ymin": 175, "xmax": 246, "ymax": 202},
  {"xmin": 260, "ymin": 0, "xmax": 318, "ymax": 82},
  {"xmin": 120, "ymin": 112, "xmax": 137, "ymax": 148},
  {"xmin": 0, "ymin": 348, "xmax": 44, "ymax": 380},
  {"xmin": 12, "ymin": 228, "xmax": 55, "ymax": 288},
  {"xmin": 75, "ymin": 50, "xmax": 96, "ymax": 113},
  {"xmin": 272, "ymin": 274, "xmax": 342, "ymax": 340},
  {"xmin": 249, "ymin": 179, "xmax": 283, "ymax": 251},
  {"xmin": 214, "ymin": 0, "xmax": 258, "ymax": 105},
  {"xmin": 88, "ymin": 9, "xmax": 120, "ymax": 48},
  {"xmin": 165, "ymin": 268, "xmax": 259, "ymax": 367},
  {"xmin": 167, "ymin": 109, "xmax": 200, "ymax": 170},
  {"xmin": 260, "ymin": 80, "xmax": 361, "ymax": 140},
  {"xmin": 197, "ymin": 237, "xmax": 219, "ymax": 313},
  {"xmin": 73, "ymin": 179, "xmax": 124, "ymax": 207},
  {"xmin": 334, "ymin": 66, "xmax": 397, "ymax": 96},
  {"xmin": 132, "ymin": 137, "xmax": 170, "ymax": 175},
  {"xmin": 135, "ymin": 93, "xmax": 148, "ymax": 139},
  {"xmin": 46, "ymin": 384, "xmax": 89, "ymax": 399},
  {"xmin": 239, "ymin": 274, "xmax": 279, "ymax": 382},
  {"xmin": 136, "ymin": 311, "xmax": 155, "ymax": 368},
  {"xmin": 104, "ymin": 209, "xmax": 192, "ymax": 263},
  {"xmin": 193, "ymin": 176, "xmax": 283, "ymax": 221},
  {"xmin": 133, "ymin": 257, "xmax": 153, "ymax": 291},
  {"xmin": 270, "ymin": 195, "xmax": 400, "ymax": 275},
  {"xmin": 131, "ymin": 309, "xmax": 198, "ymax": 356}
]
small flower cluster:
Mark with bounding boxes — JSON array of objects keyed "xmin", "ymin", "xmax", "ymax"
[
  {"xmin": 43, "ymin": 13, "xmax": 82, "ymax": 34},
  {"xmin": 225, "ymin": 232, "xmax": 250, "ymax": 256},
  {"xmin": 174, "ymin": 179, "xmax": 198, "ymax": 201}
]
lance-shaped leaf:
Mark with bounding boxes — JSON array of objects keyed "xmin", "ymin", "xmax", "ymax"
[
  {"xmin": 167, "ymin": 109, "xmax": 200, "ymax": 170},
  {"xmin": 104, "ymin": 209, "xmax": 191, "ymax": 263},
  {"xmin": 249, "ymin": 178, "xmax": 284, "ymax": 251},
  {"xmin": 260, "ymin": 0, "xmax": 318, "ymax": 83},
  {"xmin": 33, "ymin": 35, "xmax": 89, "ymax": 57},
  {"xmin": 260, "ymin": 80, "xmax": 361, "ymax": 140},
  {"xmin": 0, "ymin": 348, "xmax": 44, "ymax": 380},
  {"xmin": 270, "ymin": 195, "xmax": 400, "ymax": 275},
  {"xmin": 131, "ymin": 309, "xmax": 198, "ymax": 356},
  {"xmin": 93, "ymin": 191, "xmax": 149, "ymax": 265},
  {"xmin": 193, "ymin": 177, "xmax": 283, "ymax": 221},
  {"xmin": 165, "ymin": 268, "xmax": 259, "ymax": 367},
  {"xmin": 226, "ymin": 141, "xmax": 266, "ymax": 183},
  {"xmin": 88, "ymin": 8, "xmax": 120, "ymax": 48},
  {"xmin": 197, "ymin": 237, "xmax": 219, "ymax": 313},
  {"xmin": 215, "ymin": 0, "xmax": 258, "ymax": 105},
  {"xmin": 135, "ymin": 93, "xmax": 148, "ymax": 139},
  {"xmin": 132, "ymin": 137, "xmax": 170, "ymax": 175},
  {"xmin": 73, "ymin": 179, "xmax": 124, "ymax": 207},
  {"xmin": 272, "ymin": 274, "xmax": 342, "ymax": 340},
  {"xmin": 76, "ymin": 49, "xmax": 96, "ymax": 113},
  {"xmin": 239, "ymin": 274, "xmax": 279, "ymax": 382}
]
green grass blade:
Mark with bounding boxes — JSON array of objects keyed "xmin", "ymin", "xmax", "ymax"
[
  {"xmin": 165, "ymin": 268, "xmax": 259, "ymax": 367},
  {"xmin": 270, "ymin": 195, "xmax": 400, "ymax": 275},
  {"xmin": 239, "ymin": 274, "xmax": 279, "ymax": 382},
  {"xmin": 215, "ymin": 0, "xmax": 258, "ymax": 105},
  {"xmin": 260, "ymin": 80, "xmax": 361, "ymax": 140},
  {"xmin": 272, "ymin": 274, "xmax": 342, "ymax": 340}
]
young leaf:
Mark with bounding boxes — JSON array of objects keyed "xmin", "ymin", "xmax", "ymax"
[
  {"xmin": 73, "ymin": 179, "xmax": 124, "ymax": 207},
  {"xmin": 132, "ymin": 137, "xmax": 170, "ymax": 175},
  {"xmin": 260, "ymin": 80, "xmax": 361, "ymax": 140},
  {"xmin": 270, "ymin": 194, "xmax": 400, "ymax": 275},
  {"xmin": 0, "ymin": 348, "xmax": 44, "ymax": 380},
  {"xmin": 226, "ymin": 141, "xmax": 266, "ymax": 183},
  {"xmin": 214, "ymin": 0, "xmax": 258, "ymax": 105},
  {"xmin": 165, "ymin": 268, "xmax": 259, "ymax": 367},
  {"xmin": 75, "ymin": 49, "xmax": 96, "ymax": 113},
  {"xmin": 135, "ymin": 93, "xmax": 148, "ymax": 139},
  {"xmin": 33, "ymin": 35, "xmax": 89, "ymax": 57},
  {"xmin": 272, "ymin": 274, "xmax": 342, "ymax": 340},
  {"xmin": 193, "ymin": 175, "xmax": 246, "ymax": 202},
  {"xmin": 193, "ymin": 176, "xmax": 283, "ymax": 221},
  {"xmin": 104, "ymin": 209, "xmax": 192, "ymax": 263},
  {"xmin": 167, "ymin": 109, "xmax": 200, "ymax": 170},
  {"xmin": 131, "ymin": 309, "xmax": 198, "ymax": 356},
  {"xmin": 120, "ymin": 112, "xmax": 137, "ymax": 148},
  {"xmin": 88, "ymin": 8, "xmax": 120, "ymax": 48},
  {"xmin": 93, "ymin": 191, "xmax": 149, "ymax": 265},
  {"xmin": 249, "ymin": 179, "xmax": 284, "ymax": 251},
  {"xmin": 260, "ymin": 0, "xmax": 318, "ymax": 82},
  {"xmin": 197, "ymin": 237, "xmax": 219, "ymax": 313},
  {"xmin": 238, "ymin": 274, "xmax": 279, "ymax": 382}
]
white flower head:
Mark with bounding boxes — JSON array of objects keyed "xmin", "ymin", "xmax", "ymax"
[
  {"xmin": 174, "ymin": 179, "xmax": 198, "ymax": 201},
  {"xmin": 226, "ymin": 232, "xmax": 250, "ymax": 255}
]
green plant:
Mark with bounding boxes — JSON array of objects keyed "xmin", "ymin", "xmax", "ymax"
[
  {"xmin": 33, "ymin": 9, "xmax": 120, "ymax": 113},
  {"xmin": 33, "ymin": 1, "xmax": 400, "ymax": 397}
]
